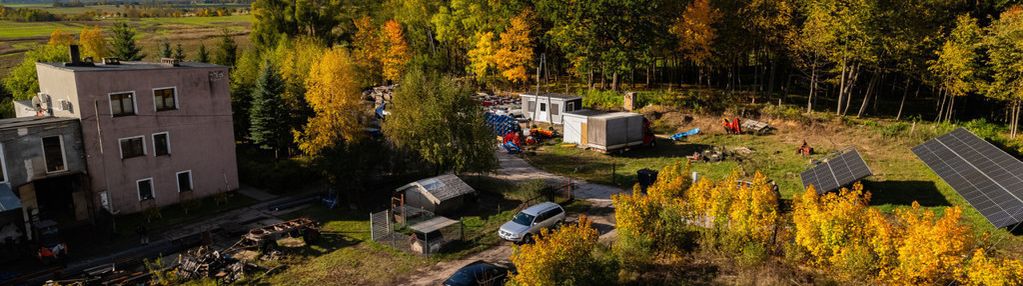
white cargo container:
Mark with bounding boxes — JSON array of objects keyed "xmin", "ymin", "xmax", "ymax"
[{"xmin": 563, "ymin": 110, "xmax": 651, "ymax": 152}]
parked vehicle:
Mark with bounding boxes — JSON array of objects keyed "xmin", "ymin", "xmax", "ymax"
[
  {"xmin": 498, "ymin": 202, "xmax": 565, "ymax": 243},
  {"xmin": 443, "ymin": 260, "xmax": 515, "ymax": 286},
  {"xmin": 35, "ymin": 219, "xmax": 67, "ymax": 264}
]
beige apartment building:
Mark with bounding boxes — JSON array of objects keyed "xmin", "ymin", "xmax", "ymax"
[{"xmin": 25, "ymin": 56, "xmax": 239, "ymax": 215}]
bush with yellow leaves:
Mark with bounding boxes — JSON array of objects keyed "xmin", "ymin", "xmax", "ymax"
[{"xmin": 509, "ymin": 216, "xmax": 617, "ymax": 286}]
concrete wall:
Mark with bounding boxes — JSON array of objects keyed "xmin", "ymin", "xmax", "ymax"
[
  {"xmin": 35, "ymin": 64, "xmax": 239, "ymax": 214},
  {"xmin": 0, "ymin": 119, "xmax": 86, "ymax": 188}
]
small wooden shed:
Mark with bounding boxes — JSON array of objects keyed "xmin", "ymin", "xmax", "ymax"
[{"xmin": 394, "ymin": 174, "xmax": 477, "ymax": 215}]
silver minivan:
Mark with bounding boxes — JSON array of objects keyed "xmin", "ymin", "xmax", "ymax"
[{"xmin": 498, "ymin": 202, "xmax": 566, "ymax": 243}]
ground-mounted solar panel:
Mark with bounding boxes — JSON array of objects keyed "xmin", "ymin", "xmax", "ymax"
[
  {"xmin": 800, "ymin": 148, "xmax": 873, "ymax": 194},
  {"xmin": 912, "ymin": 128, "xmax": 1023, "ymax": 228}
]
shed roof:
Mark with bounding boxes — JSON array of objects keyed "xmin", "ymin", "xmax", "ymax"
[
  {"xmin": 0, "ymin": 116, "xmax": 79, "ymax": 130},
  {"xmin": 410, "ymin": 216, "xmax": 460, "ymax": 233},
  {"xmin": 593, "ymin": 112, "xmax": 643, "ymax": 119},
  {"xmin": 520, "ymin": 93, "xmax": 581, "ymax": 100},
  {"xmin": 397, "ymin": 174, "xmax": 476, "ymax": 204}
]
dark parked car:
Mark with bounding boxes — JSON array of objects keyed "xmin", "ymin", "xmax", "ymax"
[{"xmin": 443, "ymin": 260, "xmax": 514, "ymax": 286}]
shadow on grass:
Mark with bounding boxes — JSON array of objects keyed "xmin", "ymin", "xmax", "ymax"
[
  {"xmin": 616, "ymin": 141, "xmax": 713, "ymax": 160},
  {"xmin": 865, "ymin": 180, "xmax": 950, "ymax": 207}
]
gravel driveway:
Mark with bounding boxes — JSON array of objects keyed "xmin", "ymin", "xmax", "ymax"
[{"xmin": 402, "ymin": 151, "xmax": 627, "ymax": 286}]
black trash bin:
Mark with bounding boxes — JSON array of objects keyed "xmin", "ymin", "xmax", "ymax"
[{"xmin": 636, "ymin": 169, "xmax": 659, "ymax": 194}]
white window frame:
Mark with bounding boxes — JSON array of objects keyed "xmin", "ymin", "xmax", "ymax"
[
  {"xmin": 118, "ymin": 135, "xmax": 147, "ymax": 159},
  {"xmin": 152, "ymin": 86, "xmax": 178, "ymax": 111},
  {"xmin": 40, "ymin": 135, "xmax": 68, "ymax": 173},
  {"xmin": 176, "ymin": 170, "xmax": 193, "ymax": 193},
  {"xmin": 137, "ymin": 177, "xmax": 155, "ymax": 201},
  {"xmin": 152, "ymin": 132, "xmax": 171, "ymax": 156},
  {"xmin": 567, "ymin": 102, "xmax": 576, "ymax": 111},
  {"xmin": 108, "ymin": 91, "xmax": 138, "ymax": 117},
  {"xmin": 0, "ymin": 143, "xmax": 8, "ymax": 184}
]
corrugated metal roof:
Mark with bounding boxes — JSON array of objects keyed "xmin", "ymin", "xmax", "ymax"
[
  {"xmin": 0, "ymin": 184, "xmax": 21, "ymax": 212},
  {"xmin": 397, "ymin": 174, "xmax": 477, "ymax": 204},
  {"xmin": 410, "ymin": 216, "xmax": 460, "ymax": 233}
]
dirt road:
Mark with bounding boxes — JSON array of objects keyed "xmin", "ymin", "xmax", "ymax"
[{"xmin": 402, "ymin": 151, "xmax": 626, "ymax": 285}]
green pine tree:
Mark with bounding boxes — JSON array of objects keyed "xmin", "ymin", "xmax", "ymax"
[
  {"xmin": 214, "ymin": 31, "xmax": 238, "ymax": 67},
  {"xmin": 196, "ymin": 42, "xmax": 210, "ymax": 63},
  {"xmin": 248, "ymin": 61, "xmax": 291, "ymax": 158},
  {"xmin": 160, "ymin": 41, "xmax": 172, "ymax": 58},
  {"xmin": 110, "ymin": 23, "xmax": 144, "ymax": 61},
  {"xmin": 173, "ymin": 43, "xmax": 186, "ymax": 60}
]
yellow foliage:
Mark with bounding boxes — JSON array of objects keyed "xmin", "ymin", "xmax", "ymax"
[
  {"xmin": 724, "ymin": 172, "xmax": 780, "ymax": 250},
  {"xmin": 381, "ymin": 19, "xmax": 411, "ymax": 82},
  {"xmin": 961, "ymin": 248, "xmax": 1023, "ymax": 286},
  {"xmin": 79, "ymin": 26, "xmax": 107, "ymax": 60},
  {"xmin": 670, "ymin": 0, "xmax": 721, "ymax": 66},
  {"xmin": 466, "ymin": 31, "xmax": 496, "ymax": 80},
  {"xmin": 612, "ymin": 192, "xmax": 659, "ymax": 240},
  {"xmin": 890, "ymin": 203, "xmax": 971, "ymax": 284},
  {"xmin": 295, "ymin": 46, "xmax": 363, "ymax": 155},
  {"xmin": 791, "ymin": 183, "xmax": 881, "ymax": 279},
  {"xmin": 509, "ymin": 216, "xmax": 606, "ymax": 286},
  {"xmin": 495, "ymin": 9, "xmax": 534, "ymax": 83},
  {"xmin": 48, "ymin": 28, "xmax": 74, "ymax": 46},
  {"xmin": 353, "ymin": 16, "xmax": 383, "ymax": 86},
  {"xmin": 273, "ymin": 37, "xmax": 325, "ymax": 109},
  {"xmin": 646, "ymin": 160, "xmax": 691, "ymax": 201}
]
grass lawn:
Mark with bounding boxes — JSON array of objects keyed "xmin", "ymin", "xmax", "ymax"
[
  {"xmin": 526, "ymin": 113, "xmax": 1023, "ymax": 249},
  {"xmin": 256, "ymin": 175, "xmax": 555, "ymax": 285}
]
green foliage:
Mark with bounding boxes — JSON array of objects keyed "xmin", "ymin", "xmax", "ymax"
[
  {"xmin": 383, "ymin": 67, "xmax": 498, "ymax": 174},
  {"xmin": 929, "ymin": 15, "xmax": 984, "ymax": 98},
  {"xmin": 581, "ymin": 89, "xmax": 623, "ymax": 110},
  {"xmin": 173, "ymin": 43, "xmax": 185, "ymax": 60},
  {"xmin": 3, "ymin": 43, "xmax": 68, "ymax": 101},
  {"xmin": 237, "ymin": 148, "xmax": 318, "ymax": 193},
  {"xmin": 248, "ymin": 61, "xmax": 292, "ymax": 157},
  {"xmin": 110, "ymin": 22, "xmax": 144, "ymax": 60},
  {"xmin": 214, "ymin": 31, "xmax": 238, "ymax": 67},
  {"xmin": 196, "ymin": 42, "xmax": 210, "ymax": 63},
  {"xmin": 159, "ymin": 41, "xmax": 172, "ymax": 58}
]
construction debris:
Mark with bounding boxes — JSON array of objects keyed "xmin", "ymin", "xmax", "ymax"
[
  {"xmin": 176, "ymin": 245, "xmax": 260, "ymax": 284},
  {"xmin": 741, "ymin": 119, "xmax": 774, "ymax": 135},
  {"xmin": 228, "ymin": 217, "xmax": 320, "ymax": 252}
]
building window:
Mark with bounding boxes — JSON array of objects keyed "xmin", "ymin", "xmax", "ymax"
[
  {"xmin": 109, "ymin": 92, "xmax": 136, "ymax": 117},
  {"xmin": 540, "ymin": 103, "xmax": 547, "ymax": 112},
  {"xmin": 41, "ymin": 136, "xmax": 67, "ymax": 173},
  {"xmin": 527, "ymin": 100, "xmax": 535, "ymax": 112},
  {"xmin": 137, "ymin": 178, "xmax": 154, "ymax": 201},
  {"xmin": 119, "ymin": 136, "xmax": 146, "ymax": 159},
  {"xmin": 153, "ymin": 132, "xmax": 170, "ymax": 156},
  {"xmin": 552, "ymin": 103, "xmax": 560, "ymax": 115},
  {"xmin": 177, "ymin": 170, "xmax": 193, "ymax": 192},
  {"xmin": 153, "ymin": 87, "xmax": 177, "ymax": 111},
  {"xmin": 567, "ymin": 102, "xmax": 576, "ymax": 111}
]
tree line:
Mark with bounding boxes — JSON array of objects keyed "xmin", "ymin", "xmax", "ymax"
[{"xmin": 244, "ymin": 0, "xmax": 1023, "ymax": 135}]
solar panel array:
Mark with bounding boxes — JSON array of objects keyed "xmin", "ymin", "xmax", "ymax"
[
  {"xmin": 800, "ymin": 149, "xmax": 873, "ymax": 194},
  {"xmin": 912, "ymin": 128, "xmax": 1023, "ymax": 228}
]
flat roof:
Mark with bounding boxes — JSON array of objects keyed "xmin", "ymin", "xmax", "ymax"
[
  {"xmin": 565, "ymin": 109, "xmax": 606, "ymax": 117},
  {"xmin": 410, "ymin": 216, "xmax": 460, "ymax": 233},
  {"xmin": 520, "ymin": 93, "xmax": 581, "ymax": 100},
  {"xmin": 594, "ymin": 112, "xmax": 643, "ymax": 119},
  {"xmin": 38, "ymin": 61, "xmax": 225, "ymax": 72},
  {"xmin": 0, "ymin": 116, "xmax": 78, "ymax": 130}
]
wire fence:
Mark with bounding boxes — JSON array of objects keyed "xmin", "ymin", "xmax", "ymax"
[{"xmin": 370, "ymin": 208, "xmax": 464, "ymax": 256}]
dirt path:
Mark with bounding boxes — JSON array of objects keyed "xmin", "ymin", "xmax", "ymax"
[{"xmin": 403, "ymin": 151, "xmax": 626, "ymax": 285}]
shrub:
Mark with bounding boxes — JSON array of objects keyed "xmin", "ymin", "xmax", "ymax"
[{"xmin": 510, "ymin": 217, "xmax": 618, "ymax": 286}]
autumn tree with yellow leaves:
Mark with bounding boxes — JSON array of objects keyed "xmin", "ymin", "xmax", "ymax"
[
  {"xmin": 509, "ymin": 217, "xmax": 617, "ymax": 286},
  {"xmin": 353, "ymin": 16, "xmax": 383, "ymax": 86},
  {"xmin": 295, "ymin": 47, "xmax": 364, "ymax": 155},
  {"xmin": 466, "ymin": 31, "xmax": 497, "ymax": 82},
  {"xmin": 495, "ymin": 9, "xmax": 534, "ymax": 84},
  {"xmin": 381, "ymin": 19, "xmax": 411, "ymax": 83},
  {"xmin": 79, "ymin": 26, "xmax": 107, "ymax": 60}
]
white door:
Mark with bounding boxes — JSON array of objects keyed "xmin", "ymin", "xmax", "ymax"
[{"xmin": 537, "ymin": 102, "xmax": 549, "ymax": 122}]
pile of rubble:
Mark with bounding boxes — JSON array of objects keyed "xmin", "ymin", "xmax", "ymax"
[{"xmin": 176, "ymin": 245, "xmax": 260, "ymax": 283}]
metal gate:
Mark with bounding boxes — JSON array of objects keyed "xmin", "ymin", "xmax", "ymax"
[{"xmin": 370, "ymin": 210, "xmax": 392, "ymax": 242}]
